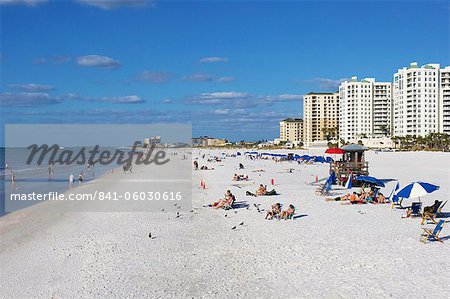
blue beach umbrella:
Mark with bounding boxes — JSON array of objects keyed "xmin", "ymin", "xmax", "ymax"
[
  {"xmin": 355, "ymin": 175, "xmax": 385, "ymax": 187},
  {"xmin": 345, "ymin": 173, "xmax": 353, "ymax": 189},
  {"xmin": 396, "ymin": 182, "xmax": 440, "ymax": 199}
]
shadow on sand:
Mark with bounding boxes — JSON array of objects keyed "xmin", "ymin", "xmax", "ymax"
[{"xmin": 293, "ymin": 214, "xmax": 308, "ymax": 219}]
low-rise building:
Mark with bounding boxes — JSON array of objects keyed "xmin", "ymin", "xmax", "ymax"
[{"xmin": 279, "ymin": 118, "xmax": 303, "ymax": 143}]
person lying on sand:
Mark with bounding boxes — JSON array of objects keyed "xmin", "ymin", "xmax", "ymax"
[
  {"xmin": 256, "ymin": 184, "xmax": 267, "ymax": 196},
  {"xmin": 280, "ymin": 204, "xmax": 295, "ymax": 220},
  {"xmin": 212, "ymin": 190, "xmax": 233, "ymax": 209},
  {"xmin": 341, "ymin": 192, "xmax": 359, "ymax": 205},
  {"xmin": 376, "ymin": 193, "xmax": 386, "ymax": 204},
  {"xmin": 200, "ymin": 166, "xmax": 215, "ymax": 170},
  {"xmin": 265, "ymin": 203, "xmax": 281, "ymax": 220},
  {"xmin": 326, "ymin": 193, "xmax": 351, "ymax": 202},
  {"xmin": 233, "ymin": 174, "xmax": 249, "ymax": 181},
  {"xmin": 365, "ymin": 190, "xmax": 375, "ymax": 203}
]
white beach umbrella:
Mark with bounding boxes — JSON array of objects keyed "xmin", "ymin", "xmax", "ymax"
[{"xmin": 396, "ymin": 181, "xmax": 440, "ymax": 200}]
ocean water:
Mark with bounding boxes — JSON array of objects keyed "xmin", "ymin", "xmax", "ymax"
[{"xmin": 1, "ymin": 147, "xmax": 124, "ymax": 216}]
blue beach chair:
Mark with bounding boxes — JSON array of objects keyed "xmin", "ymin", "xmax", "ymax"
[
  {"xmin": 420, "ymin": 220, "xmax": 445, "ymax": 243},
  {"xmin": 410, "ymin": 202, "xmax": 422, "ymax": 217}
]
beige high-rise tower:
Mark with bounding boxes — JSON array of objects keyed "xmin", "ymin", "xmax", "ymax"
[
  {"xmin": 303, "ymin": 92, "xmax": 339, "ymax": 146},
  {"xmin": 279, "ymin": 118, "xmax": 304, "ymax": 143}
]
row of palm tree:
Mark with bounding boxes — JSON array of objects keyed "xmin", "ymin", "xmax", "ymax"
[{"xmin": 391, "ymin": 133, "xmax": 450, "ymax": 151}]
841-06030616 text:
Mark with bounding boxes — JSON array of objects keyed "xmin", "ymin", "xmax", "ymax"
[{"xmin": 10, "ymin": 191, "xmax": 183, "ymax": 201}]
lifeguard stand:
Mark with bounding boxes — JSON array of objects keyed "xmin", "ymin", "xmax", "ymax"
[{"xmin": 330, "ymin": 144, "xmax": 369, "ymax": 186}]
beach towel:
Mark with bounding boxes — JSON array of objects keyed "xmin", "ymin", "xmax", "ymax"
[{"xmin": 265, "ymin": 189, "xmax": 278, "ymax": 196}]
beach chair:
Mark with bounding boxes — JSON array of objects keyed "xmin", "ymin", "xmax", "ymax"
[
  {"xmin": 409, "ymin": 202, "xmax": 422, "ymax": 217},
  {"xmin": 437, "ymin": 200, "xmax": 447, "ymax": 218},
  {"xmin": 420, "ymin": 201, "xmax": 443, "ymax": 225},
  {"xmin": 420, "ymin": 220, "xmax": 445, "ymax": 243},
  {"xmin": 315, "ymin": 180, "xmax": 329, "ymax": 194},
  {"xmin": 223, "ymin": 197, "xmax": 236, "ymax": 210},
  {"xmin": 322, "ymin": 183, "xmax": 332, "ymax": 196}
]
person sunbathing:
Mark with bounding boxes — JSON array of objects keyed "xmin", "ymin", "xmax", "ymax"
[
  {"xmin": 265, "ymin": 203, "xmax": 281, "ymax": 220},
  {"xmin": 365, "ymin": 190, "xmax": 375, "ymax": 203},
  {"xmin": 216, "ymin": 195, "xmax": 235, "ymax": 210},
  {"xmin": 239, "ymin": 174, "xmax": 249, "ymax": 181},
  {"xmin": 326, "ymin": 193, "xmax": 351, "ymax": 202},
  {"xmin": 212, "ymin": 190, "xmax": 233, "ymax": 209},
  {"xmin": 280, "ymin": 204, "xmax": 295, "ymax": 220},
  {"xmin": 256, "ymin": 184, "xmax": 267, "ymax": 196},
  {"xmin": 376, "ymin": 193, "xmax": 386, "ymax": 204},
  {"xmin": 350, "ymin": 192, "xmax": 359, "ymax": 204},
  {"xmin": 423, "ymin": 200, "xmax": 441, "ymax": 214},
  {"xmin": 232, "ymin": 174, "xmax": 239, "ymax": 181}
]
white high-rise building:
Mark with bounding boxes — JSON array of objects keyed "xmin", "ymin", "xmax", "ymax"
[
  {"xmin": 393, "ymin": 62, "xmax": 440, "ymax": 137},
  {"xmin": 339, "ymin": 77, "xmax": 392, "ymax": 142},
  {"xmin": 440, "ymin": 66, "xmax": 450, "ymax": 134},
  {"xmin": 373, "ymin": 82, "xmax": 393, "ymax": 137}
]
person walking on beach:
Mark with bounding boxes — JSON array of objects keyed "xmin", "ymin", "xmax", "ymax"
[
  {"xmin": 48, "ymin": 162, "xmax": 54, "ymax": 180},
  {"xmin": 78, "ymin": 171, "xmax": 83, "ymax": 184},
  {"xmin": 11, "ymin": 171, "xmax": 16, "ymax": 183},
  {"xmin": 69, "ymin": 174, "xmax": 74, "ymax": 186}
]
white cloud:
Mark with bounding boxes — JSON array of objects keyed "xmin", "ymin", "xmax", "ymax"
[
  {"xmin": 77, "ymin": 55, "xmax": 121, "ymax": 69},
  {"xmin": 182, "ymin": 74, "xmax": 214, "ymax": 82},
  {"xmin": 306, "ymin": 77, "xmax": 348, "ymax": 90},
  {"xmin": 199, "ymin": 56, "xmax": 228, "ymax": 63},
  {"xmin": 216, "ymin": 76, "xmax": 235, "ymax": 83},
  {"xmin": 1, "ymin": 92, "xmax": 144, "ymax": 107},
  {"xmin": 186, "ymin": 91, "xmax": 301, "ymax": 108},
  {"xmin": 9, "ymin": 83, "xmax": 55, "ymax": 92},
  {"xmin": 0, "ymin": 92, "xmax": 62, "ymax": 106},
  {"xmin": 263, "ymin": 94, "xmax": 303, "ymax": 103},
  {"xmin": 0, "ymin": 0, "xmax": 47, "ymax": 6},
  {"xmin": 161, "ymin": 99, "xmax": 173, "ymax": 104},
  {"xmin": 77, "ymin": 0, "xmax": 152, "ymax": 9},
  {"xmin": 91, "ymin": 95, "xmax": 144, "ymax": 104},
  {"xmin": 70, "ymin": 94, "xmax": 145, "ymax": 104},
  {"xmin": 211, "ymin": 109, "xmax": 230, "ymax": 115},
  {"xmin": 186, "ymin": 92, "xmax": 254, "ymax": 108},
  {"xmin": 135, "ymin": 71, "xmax": 171, "ymax": 83}
]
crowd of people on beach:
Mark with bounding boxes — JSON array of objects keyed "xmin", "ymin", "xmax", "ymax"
[{"xmin": 326, "ymin": 184, "xmax": 386, "ymax": 204}]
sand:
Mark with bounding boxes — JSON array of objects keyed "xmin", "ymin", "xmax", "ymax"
[{"xmin": 0, "ymin": 149, "xmax": 449, "ymax": 298}]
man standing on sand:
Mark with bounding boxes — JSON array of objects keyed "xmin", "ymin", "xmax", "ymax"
[
  {"xmin": 78, "ymin": 171, "xmax": 83, "ymax": 184},
  {"xmin": 48, "ymin": 162, "xmax": 54, "ymax": 180},
  {"xmin": 69, "ymin": 174, "xmax": 74, "ymax": 185}
]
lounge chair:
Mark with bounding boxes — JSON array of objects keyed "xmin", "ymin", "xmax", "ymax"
[
  {"xmin": 420, "ymin": 220, "xmax": 445, "ymax": 243},
  {"xmin": 437, "ymin": 200, "xmax": 447, "ymax": 218},
  {"xmin": 223, "ymin": 196, "xmax": 236, "ymax": 210},
  {"xmin": 409, "ymin": 202, "xmax": 422, "ymax": 217},
  {"xmin": 420, "ymin": 201, "xmax": 443, "ymax": 225}
]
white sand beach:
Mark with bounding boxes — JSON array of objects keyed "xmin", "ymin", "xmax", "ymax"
[{"xmin": 0, "ymin": 149, "xmax": 449, "ymax": 298}]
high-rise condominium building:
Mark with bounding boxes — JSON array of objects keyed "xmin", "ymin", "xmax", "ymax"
[
  {"xmin": 339, "ymin": 77, "xmax": 392, "ymax": 142},
  {"xmin": 279, "ymin": 118, "xmax": 304, "ymax": 142},
  {"xmin": 440, "ymin": 66, "xmax": 450, "ymax": 134},
  {"xmin": 373, "ymin": 82, "xmax": 393, "ymax": 137},
  {"xmin": 393, "ymin": 62, "xmax": 440, "ymax": 137},
  {"xmin": 303, "ymin": 92, "xmax": 339, "ymax": 146}
]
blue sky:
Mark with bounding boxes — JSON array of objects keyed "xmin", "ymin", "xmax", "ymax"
[{"xmin": 1, "ymin": 0, "xmax": 449, "ymax": 143}]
